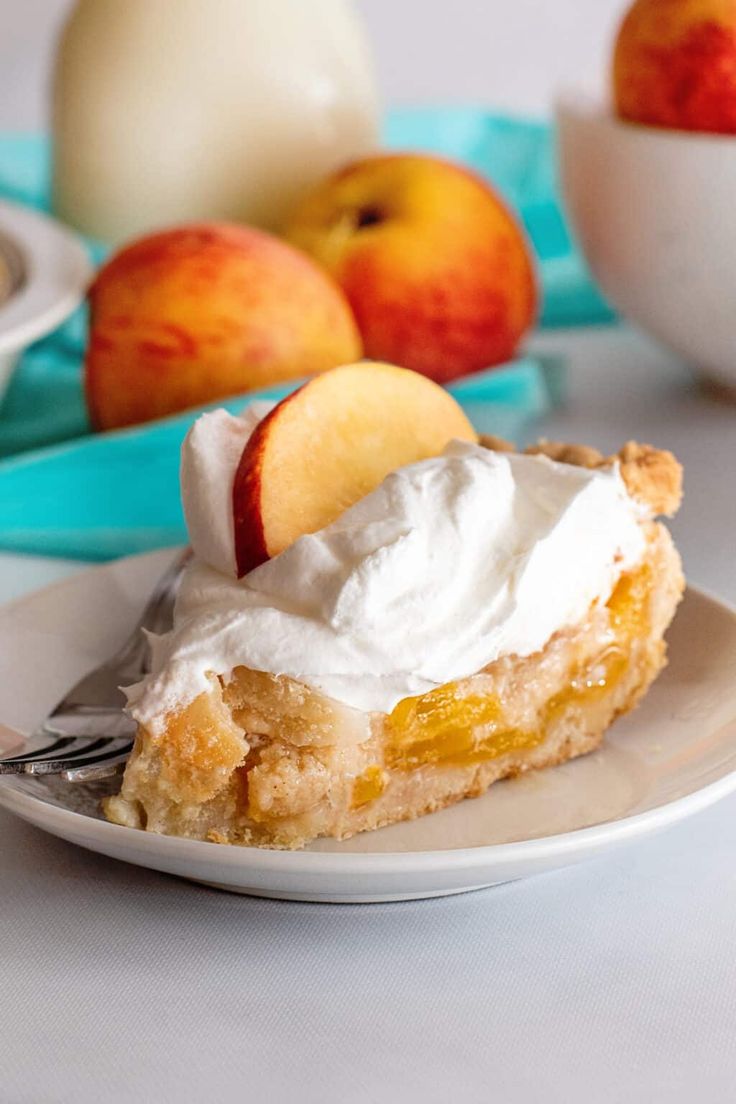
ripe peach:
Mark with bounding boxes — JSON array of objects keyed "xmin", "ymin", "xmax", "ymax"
[
  {"xmin": 85, "ymin": 223, "xmax": 362, "ymax": 430},
  {"xmin": 613, "ymin": 0, "xmax": 736, "ymax": 132},
  {"xmin": 232, "ymin": 361, "xmax": 477, "ymax": 575},
  {"xmin": 283, "ymin": 154, "xmax": 537, "ymax": 384}
]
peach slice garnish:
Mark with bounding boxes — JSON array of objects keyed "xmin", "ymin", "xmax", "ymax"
[{"xmin": 232, "ymin": 361, "xmax": 477, "ymax": 576}]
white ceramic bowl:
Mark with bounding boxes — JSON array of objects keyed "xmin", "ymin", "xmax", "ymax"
[
  {"xmin": 0, "ymin": 199, "xmax": 92, "ymax": 404},
  {"xmin": 557, "ymin": 99, "xmax": 736, "ymax": 393}
]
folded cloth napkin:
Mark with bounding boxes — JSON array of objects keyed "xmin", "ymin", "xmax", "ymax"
[{"xmin": 0, "ymin": 110, "xmax": 610, "ymax": 561}]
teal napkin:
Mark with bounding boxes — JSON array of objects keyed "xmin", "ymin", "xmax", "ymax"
[{"xmin": 0, "ymin": 110, "xmax": 610, "ymax": 561}]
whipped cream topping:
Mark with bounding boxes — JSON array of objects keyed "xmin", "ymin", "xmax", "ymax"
[
  {"xmin": 180, "ymin": 402, "xmax": 275, "ymax": 577},
  {"xmin": 128, "ymin": 408, "xmax": 648, "ymax": 727}
]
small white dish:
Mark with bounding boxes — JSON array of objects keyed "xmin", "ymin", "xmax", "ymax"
[
  {"xmin": 1, "ymin": 549, "xmax": 735, "ymax": 903},
  {"xmin": 0, "ymin": 198, "xmax": 92, "ymax": 402},
  {"xmin": 557, "ymin": 98, "xmax": 736, "ymax": 396}
]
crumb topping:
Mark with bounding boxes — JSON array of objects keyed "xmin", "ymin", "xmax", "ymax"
[{"xmin": 479, "ymin": 436, "xmax": 682, "ymax": 517}]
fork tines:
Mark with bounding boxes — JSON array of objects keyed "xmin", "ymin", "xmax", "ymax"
[{"xmin": 0, "ymin": 735, "xmax": 133, "ymax": 780}]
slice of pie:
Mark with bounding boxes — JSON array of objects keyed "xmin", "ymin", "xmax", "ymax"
[{"xmin": 104, "ymin": 362, "xmax": 684, "ymax": 849}]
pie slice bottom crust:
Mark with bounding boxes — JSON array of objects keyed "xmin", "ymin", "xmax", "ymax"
[{"xmin": 104, "ymin": 442, "xmax": 684, "ymax": 850}]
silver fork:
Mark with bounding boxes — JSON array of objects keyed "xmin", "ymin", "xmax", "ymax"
[{"xmin": 0, "ymin": 548, "xmax": 191, "ymax": 782}]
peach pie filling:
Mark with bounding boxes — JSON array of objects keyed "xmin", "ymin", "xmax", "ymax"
[
  {"xmin": 352, "ymin": 561, "xmax": 651, "ymax": 799},
  {"xmin": 143, "ymin": 558, "xmax": 651, "ymax": 826}
]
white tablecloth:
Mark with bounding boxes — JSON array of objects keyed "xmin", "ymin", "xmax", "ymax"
[{"xmin": 2, "ymin": 327, "xmax": 735, "ymax": 1103}]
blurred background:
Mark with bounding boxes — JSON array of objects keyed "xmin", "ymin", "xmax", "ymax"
[
  {"xmin": 3, "ymin": 0, "xmax": 624, "ymax": 126},
  {"xmin": 1, "ymin": 0, "xmax": 735, "ymax": 600}
]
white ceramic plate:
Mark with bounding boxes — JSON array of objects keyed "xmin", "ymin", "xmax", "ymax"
[
  {"xmin": 0, "ymin": 198, "xmax": 92, "ymax": 400},
  {"xmin": 1, "ymin": 549, "xmax": 735, "ymax": 902}
]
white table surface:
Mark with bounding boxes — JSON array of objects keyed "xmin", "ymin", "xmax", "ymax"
[{"xmin": 2, "ymin": 325, "xmax": 736, "ymax": 1103}]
